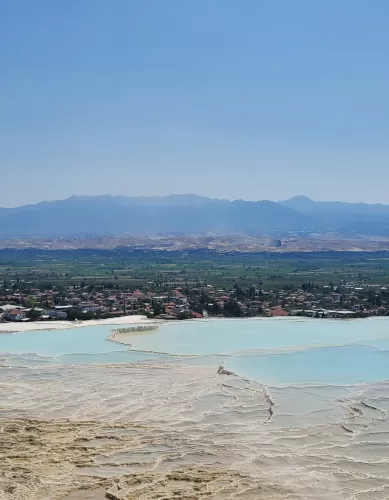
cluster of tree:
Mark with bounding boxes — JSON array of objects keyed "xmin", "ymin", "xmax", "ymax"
[
  {"xmin": 151, "ymin": 299, "xmax": 165, "ymax": 316},
  {"xmin": 223, "ymin": 299, "xmax": 243, "ymax": 317},
  {"xmin": 367, "ymin": 290, "xmax": 381, "ymax": 306}
]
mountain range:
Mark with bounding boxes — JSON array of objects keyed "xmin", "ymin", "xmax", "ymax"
[{"xmin": 1, "ymin": 194, "xmax": 389, "ymax": 237}]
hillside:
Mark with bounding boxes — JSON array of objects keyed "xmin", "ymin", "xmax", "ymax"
[
  {"xmin": 0, "ymin": 195, "xmax": 310, "ymax": 236},
  {"xmin": 280, "ymin": 196, "xmax": 389, "ymax": 236},
  {"xmin": 3, "ymin": 194, "xmax": 389, "ymax": 237}
]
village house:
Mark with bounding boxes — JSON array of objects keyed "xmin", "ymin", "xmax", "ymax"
[
  {"xmin": 46, "ymin": 310, "xmax": 68, "ymax": 319},
  {"xmin": 3, "ymin": 308, "xmax": 27, "ymax": 322}
]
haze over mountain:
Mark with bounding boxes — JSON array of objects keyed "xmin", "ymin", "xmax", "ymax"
[
  {"xmin": 0, "ymin": 195, "xmax": 309, "ymax": 237},
  {"xmin": 280, "ymin": 196, "xmax": 389, "ymax": 236},
  {"xmin": 1, "ymin": 194, "xmax": 389, "ymax": 237},
  {"xmin": 280, "ymin": 195, "xmax": 389, "ymax": 217}
]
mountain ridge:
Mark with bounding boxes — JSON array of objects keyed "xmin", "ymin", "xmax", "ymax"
[
  {"xmin": 2, "ymin": 194, "xmax": 389, "ymax": 237},
  {"xmin": 0, "ymin": 194, "xmax": 309, "ymax": 236}
]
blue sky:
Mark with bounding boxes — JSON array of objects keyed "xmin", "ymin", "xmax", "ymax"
[{"xmin": 0, "ymin": 0, "xmax": 388, "ymax": 207}]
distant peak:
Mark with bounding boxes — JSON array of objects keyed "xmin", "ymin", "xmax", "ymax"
[
  {"xmin": 67, "ymin": 194, "xmax": 114, "ymax": 200},
  {"xmin": 287, "ymin": 195, "xmax": 314, "ymax": 202},
  {"xmin": 165, "ymin": 193, "xmax": 209, "ymax": 200}
]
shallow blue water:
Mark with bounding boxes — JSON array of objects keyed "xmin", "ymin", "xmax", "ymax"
[
  {"xmin": 125, "ymin": 318, "xmax": 389, "ymax": 354},
  {"xmin": 1, "ymin": 318, "xmax": 389, "ymax": 385},
  {"xmin": 0, "ymin": 324, "xmax": 160, "ymax": 365},
  {"xmin": 225, "ymin": 345, "xmax": 389, "ymax": 385},
  {"xmin": 0, "ymin": 324, "xmax": 130, "ymax": 356}
]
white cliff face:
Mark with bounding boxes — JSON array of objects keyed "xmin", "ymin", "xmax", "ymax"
[
  {"xmin": 1, "ymin": 317, "xmax": 389, "ymax": 499},
  {"xmin": 1, "ymin": 360, "xmax": 388, "ymax": 500}
]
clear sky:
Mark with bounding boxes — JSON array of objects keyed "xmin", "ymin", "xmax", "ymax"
[{"xmin": 0, "ymin": 0, "xmax": 388, "ymax": 207}]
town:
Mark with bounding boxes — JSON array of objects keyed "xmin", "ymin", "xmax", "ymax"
[{"xmin": 1, "ymin": 277, "xmax": 388, "ymax": 323}]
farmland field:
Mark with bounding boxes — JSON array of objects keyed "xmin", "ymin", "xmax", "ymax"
[{"xmin": 2, "ymin": 248, "xmax": 389, "ymax": 290}]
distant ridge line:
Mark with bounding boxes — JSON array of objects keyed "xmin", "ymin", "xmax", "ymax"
[{"xmin": 1, "ymin": 194, "xmax": 389, "ymax": 237}]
